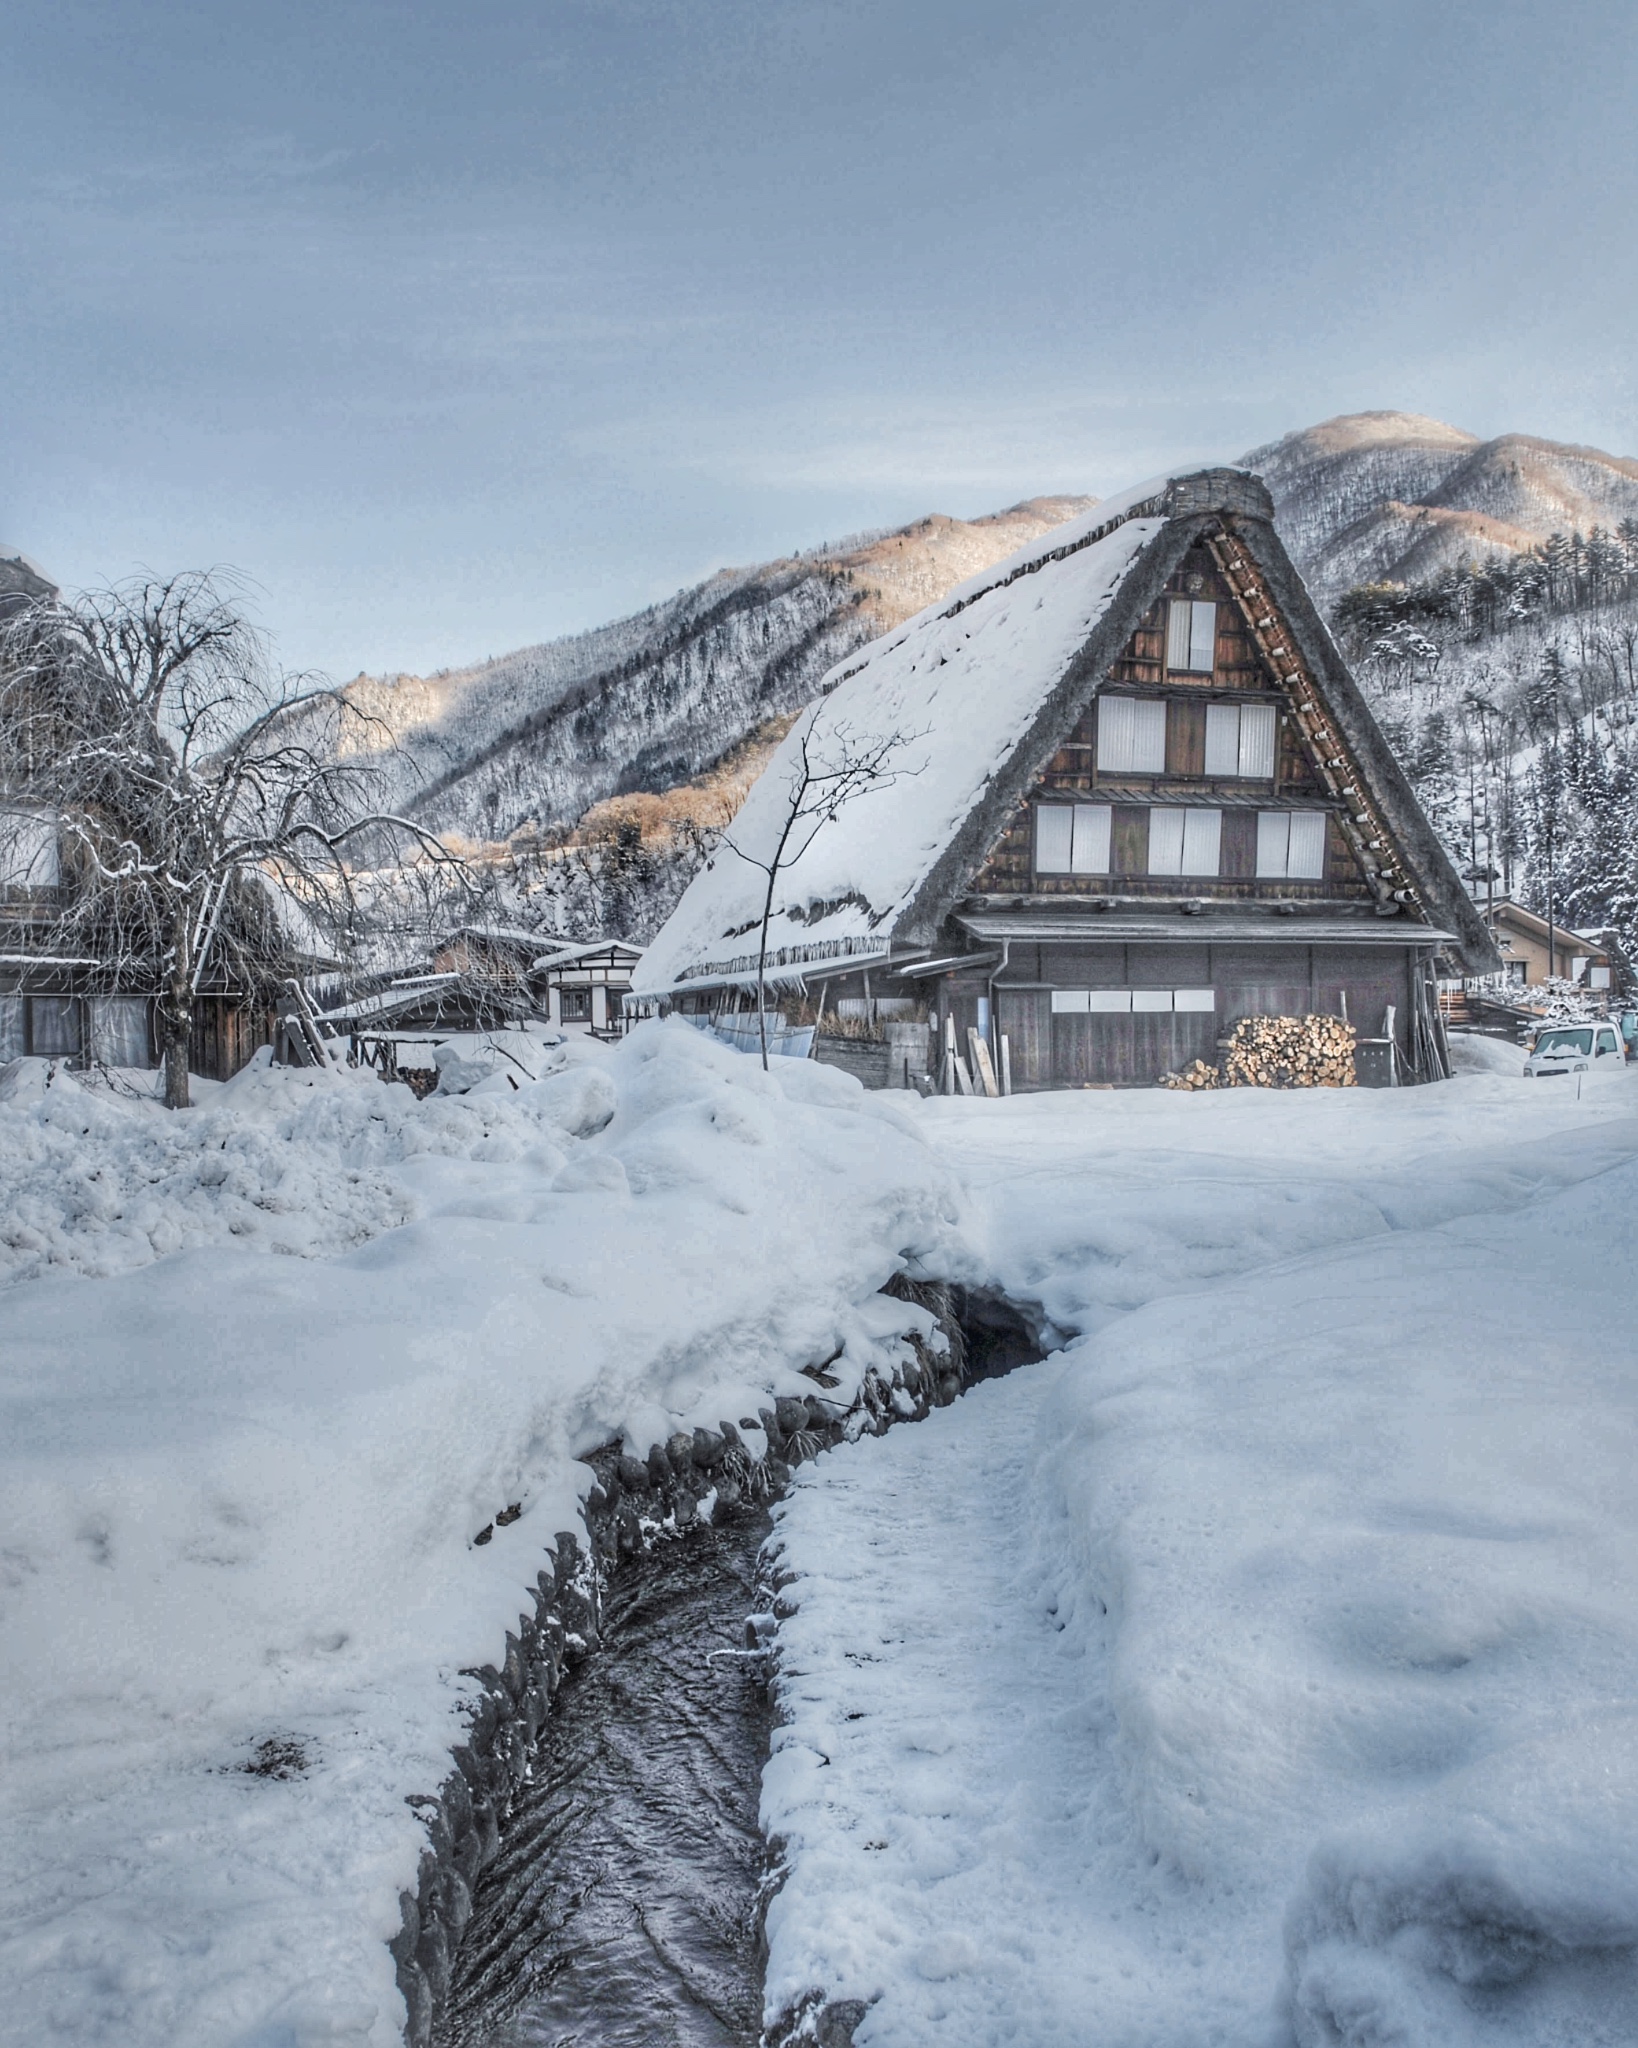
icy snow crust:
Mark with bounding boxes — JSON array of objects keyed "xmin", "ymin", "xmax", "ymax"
[
  {"xmin": 0, "ymin": 1024, "xmax": 968, "ymax": 2048},
  {"xmin": 634, "ymin": 504, "xmax": 1163, "ymax": 993},
  {"xmin": 765, "ymin": 1071, "xmax": 1638, "ymax": 2047}
]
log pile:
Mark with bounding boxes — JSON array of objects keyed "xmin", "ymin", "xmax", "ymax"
[
  {"xmin": 1222, "ymin": 1013, "xmax": 1357, "ymax": 1089},
  {"xmin": 1158, "ymin": 1058, "xmax": 1221, "ymax": 1091},
  {"xmin": 1160, "ymin": 1015, "xmax": 1359, "ymax": 1091}
]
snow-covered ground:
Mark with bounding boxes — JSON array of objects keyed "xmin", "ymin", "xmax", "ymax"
[
  {"xmin": 765, "ymin": 1069, "xmax": 1638, "ymax": 2047},
  {"xmin": 0, "ymin": 1023, "xmax": 966, "ymax": 2048},
  {"xmin": 8, "ymin": 1029, "xmax": 1638, "ymax": 2048}
]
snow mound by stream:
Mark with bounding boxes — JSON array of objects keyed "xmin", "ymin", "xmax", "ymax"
[{"xmin": 0, "ymin": 1021, "xmax": 968, "ymax": 2048}]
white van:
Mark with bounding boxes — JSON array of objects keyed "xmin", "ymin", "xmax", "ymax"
[{"xmin": 1524, "ymin": 1022, "xmax": 1627, "ymax": 1077}]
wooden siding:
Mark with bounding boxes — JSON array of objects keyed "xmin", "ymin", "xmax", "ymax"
[
  {"xmin": 967, "ymin": 537, "xmax": 1379, "ymax": 905},
  {"xmin": 988, "ymin": 941, "xmax": 1415, "ymax": 1087},
  {"xmin": 190, "ymin": 997, "xmax": 275, "ymax": 1082}
]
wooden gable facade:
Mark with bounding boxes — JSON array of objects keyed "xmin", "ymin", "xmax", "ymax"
[{"xmin": 894, "ymin": 479, "xmax": 1496, "ymax": 1089}]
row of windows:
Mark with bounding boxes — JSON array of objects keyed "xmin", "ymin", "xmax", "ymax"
[
  {"xmin": 1035, "ymin": 803, "xmax": 1328, "ymax": 881},
  {"xmin": 0, "ymin": 993, "xmax": 151, "ymax": 1063},
  {"xmin": 1051, "ymin": 987, "xmax": 1217, "ymax": 1014},
  {"xmin": 1094, "ymin": 695, "xmax": 1278, "ymax": 779}
]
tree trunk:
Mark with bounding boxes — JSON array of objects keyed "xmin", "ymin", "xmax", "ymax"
[
  {"xmin": 161, "ymin": 909, "xmax": 194, "ymax": 1109},
  {"xmin": 162, "ymin": 1011, "xmax": 192, "ymax": 1111}
]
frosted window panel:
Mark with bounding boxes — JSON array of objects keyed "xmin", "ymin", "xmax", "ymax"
[
  {"xmin": 1180, "ymin": 809, "xmax": 1222, "ymax": 876},
  {"xmin": 1238, "ymin": 702, "xmax": 1277, "ymax": 778},
  {"xmin": 0, "ymin": 809, "xmax": 59, "ymax": 890},
  {"xmin": 1051, "ymin": 989, "xmax": 1091, "ymax": 1013},
  {"xmin": 1085, "ymin": 990, "xmax": 1132, "ymax": 1012},
  {"xmin": 0, "ymin": 995, "xmax": 23, "ymax": 1060},
  {"xmin": 1097, "ymin": 696, "xmax": 1166, "ymax": 773},
  {"xmin": 29, "ymin": 996, "xmax": 80, "ymax": 1057},
  {"xmin": 1204, "ymin": 703, "xmax": 1241, "ymax": 776},
  {"xmin": 1147, "ymin": 807, "xmax": 1185, "ymax": 875},
  {"xmin": 1287, "ymin": 812, "xmax": 1327, "ymax": 878},
  {"xmin": 1165, "ymin": 600, "xmax": 1192, "ymax": 672},
  {"xmin": 1592, "ymin": 965, "xmax": 1613, "ymax": 990},
  {"xmin": 89, "ymin": 995, "xmax": 152, "ymax": 1067},
  {"xmin": 1035, "ymin": 806, "xmax": 1074, "ymax": 873},
  {"xmin": 1173, "ymin": 988, "xmax": 1217, "ymax": 1012},
  {"xmin": 1131, "ymin": 989, "xmax": 1172, "ymax": 1011},
  {"xmin": 1189, "ymin": 601, "xmax": 1217, "ymax": 673},
  {"xmin": 1070, "ymin": 804, "xmax": 1112, "ymax": 875},
  {"xmin": 1256, "ymin": 811, "xmax": 1291, "ymax": 878}
]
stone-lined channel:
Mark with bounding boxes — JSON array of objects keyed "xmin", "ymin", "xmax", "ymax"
[{"xmin": 416, "ymin": 1287, "xmax": 1046, "ymax": 2048}]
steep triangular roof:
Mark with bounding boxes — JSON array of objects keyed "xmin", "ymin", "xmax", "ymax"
[{"xmin": 634, "ymin": 469, "xmax": 1495, "ymax": 995}]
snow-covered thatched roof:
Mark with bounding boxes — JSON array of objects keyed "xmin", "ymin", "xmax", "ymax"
[{"xmin": 635, "ymin": 479, "xmax": 1176, "ymax": 997}]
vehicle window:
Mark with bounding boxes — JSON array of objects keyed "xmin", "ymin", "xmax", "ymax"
[
  {"xmin": 1535, "ymin": 1028, "xmax": 1594, "ymax": 1054},
  {"xmin": 1599, "ymin": 1028, "xmax": 1621, "ymax": 1055}
]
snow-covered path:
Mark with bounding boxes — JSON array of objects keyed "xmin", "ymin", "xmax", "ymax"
[
  {"xmin": 766, "ymin": 1368, "xmax": 1270, "ymax": 2046},
  {"xmin": 764, "ymin": 1072, "xmax": 1638, "ymax": 2048}
]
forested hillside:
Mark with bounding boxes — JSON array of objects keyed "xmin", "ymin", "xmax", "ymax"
[{"xmin": 1330, "ymin": 528, "xmax": 1638, "ymax": 950}]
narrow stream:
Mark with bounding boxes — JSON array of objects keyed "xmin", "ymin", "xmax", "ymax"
[
  {"xmin": 438, "ymin": 1509, "xmax": 774, "ymax": 2048},
  {"xmin": 437, "ymin": 1290, "xmax": 1044, "ymax": 2048}
]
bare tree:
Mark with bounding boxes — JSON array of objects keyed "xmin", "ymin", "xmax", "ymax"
[
  {"xmin": 0, "ymin": 572, "xmax": 464, "ymax": 1108},
  {"xmin": 719, "ymin": 712, "xmax": 923, "ymax": 1069}
]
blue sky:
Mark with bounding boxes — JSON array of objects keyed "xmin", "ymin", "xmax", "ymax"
[{"xmin": 4, "ymin": 0, "xmax": 1637, "ymax": 677}]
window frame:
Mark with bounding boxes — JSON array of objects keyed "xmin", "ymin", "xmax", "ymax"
[
  {"xmin": 1095, "ymin": 695, "xmax": 1167, "ymax": 775},
  {"xmin": 1034, "ymin": 801, "xmax": 1112, "ymax": 877},
  {"xmin": 1147, "ymin": 806, "xmax": 1222, "ymax": 879},
  {"xmin": 1255, "ymin": 809, "xmax": 1328, "ymax": 881},
  {"xmin": 1166, "ymin": 598, "xmax": 1217, "ymax": 675}
]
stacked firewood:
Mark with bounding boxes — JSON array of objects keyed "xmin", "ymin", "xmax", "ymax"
[
  {"xmin": 1222, "ymin": 1013, "xmax": 1357, "ymax": 1089},
  {"xmin": 1158, "ymin": 1059, "xmax": 1221, "ymax": 1091},
  {"xmin": 1160, "ymin": 1016, "xmax": 1358, "ymax": 1091}
]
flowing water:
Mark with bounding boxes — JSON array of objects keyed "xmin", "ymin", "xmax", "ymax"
[{"xmin": 438, "ymin": 1510, "xmax": 775, "ymax": 2048}]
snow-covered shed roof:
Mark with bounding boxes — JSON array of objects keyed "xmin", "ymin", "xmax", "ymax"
[{"xmin": 634, "ymin": 467, "xmax": 1494, "ymax": 997}]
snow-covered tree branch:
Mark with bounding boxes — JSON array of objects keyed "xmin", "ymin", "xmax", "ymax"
[{"xmin": 0, "ymin": 573, "xmax": 468, "ymax": 1107}]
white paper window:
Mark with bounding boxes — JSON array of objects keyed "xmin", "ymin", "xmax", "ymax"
[
  {"xmin": 1148, "ymin": 808, "xmax": 1221, "ymax": 877},
  {"xmin": 1051, "ymin": 989, "xmax": 1089, "ymax": 1013},
  {"xmin": 1096, "ymin": 696, "xmax": 1167, "ymax": 774},
  {"xmin": 88, "ymin": 995, "xmax": 152, "ymax": 1068},
  {"xmin": 29, "ymin": 995, "xmax": 80, "ymax": 1057},
  {"xmin": 1086, "ymin": 990, "xmax": 1131, "ymax": 1012},
  {"xmin": 0, "ymin": 808, "xmax": 60, "ymax": 890},
  {"xmin": 1238, "ymin": 702, "xmax": 1277, "ymax": 778},
  {"xmin": 1257, "ymin": 810, "xmax": 1328, "ymax": 880},
  {"xmin": 1591, "ymin": 964, "xmax": 1613, "ymax": 990},
  {"xmin": 1035, "ymin": 803, "xmax": 1111, "ymax": 875},
  {"xmin": 1288, "ymin": 811, "xmax": 1326, "ymax": 878},
  {"xmin": 1148, "ymin": 807, "xmax": 1185, "ymax": 875},
  {"xmin": 1035, "ymin": 805, "xmax": 1073, "ymax": 873},
  {"xmin": 1174, "ymin": 988, "xmax": 1217, "ymax": 1012},
  {"xmin": 1166, "ymin": 599, "xmax": 1217, "ymax": 674},
  {"xmin": 1204, "ymin": 701, "xmax": 1277, "ymax": 778},
  {"xmin": 1131, "ymin": 989, "xmax": 1172, "ymax": 1012}
]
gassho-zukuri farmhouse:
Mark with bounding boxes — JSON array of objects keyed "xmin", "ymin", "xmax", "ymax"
[{"xmin": 630, "ymin": 468, "xmax": 1498, "ymax": 1089}]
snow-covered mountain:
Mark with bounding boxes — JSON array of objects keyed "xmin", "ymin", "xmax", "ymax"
[
  {"xmin": 1243, "ymin": 411, "xmax": 1638, "ymax": 606},
  {"xmin": 343, "ymin": 499, "xmax": 1093, "ymax": 847}
]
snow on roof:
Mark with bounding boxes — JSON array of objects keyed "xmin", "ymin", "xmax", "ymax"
[
  {"xmin": 634, "ymin": 496, "xmax": 1166, "ymax": 997},
  {"xmin": 529, "ymin": 936, "xmax": 645, "ymax": 972}
]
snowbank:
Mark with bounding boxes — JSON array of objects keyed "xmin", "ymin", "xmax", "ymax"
[
  {"xmin": 764, "ymin": 1071, "xmax": 1638, "ymax": 2046},
  {"xmin": 0, "ymin": 1021, "xmax": 967, "ymax": 2048}
]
